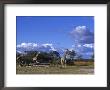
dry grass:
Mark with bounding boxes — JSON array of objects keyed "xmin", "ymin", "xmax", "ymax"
[
  {"xmin": 16, "ymin": 61, "xmax": 94, "ymax": 74},
  {"xmin": 74, "ymin": 61, "xmax": 94, "ymax": 66}
]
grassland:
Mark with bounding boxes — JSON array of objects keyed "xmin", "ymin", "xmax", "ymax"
[{"xmin": 16, "ymin": 61, "xmax": 94, "ymax": 74}]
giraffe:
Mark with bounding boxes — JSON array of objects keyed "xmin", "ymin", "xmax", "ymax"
[
  {"xmin": 60, "ymin": 49, "xmax": 70, "ymax": 68},
  {"xmin": 60, "ymin": 57, "xmax": 66, "ymax": 68},
  {"xmin": 32, "ymin": 52, "xmax": 40, "ymax": 64},
  {"xmin": 17, "ymin": 56, "xmax": 20, "ymax": 60},
  {"xmin": 16, "ymin": 55, "xmax": 25, "ymax": 66},
  {"xmin": 16, "ymin": 55, "xmax": 21, "ymax": 65}
]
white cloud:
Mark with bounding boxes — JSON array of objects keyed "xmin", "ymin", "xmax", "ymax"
[
  {"xmin": 71, "ymin": 43, "xmax": 94, "ymax": 59},
  {"xmin": 70, "ymin": 26, "xmax": 94, "ymax": 44},
  {"xmin": 17, "ymin": 43, "xmax": 57, "ymax": 52},
  {"xmin": 77, "ymin": 44, "xmax": 82, "ymax": 47},
  {"xmin": 17, "ymin": 43, "xmax": 38, "ymax": 48},
  {"xmin": 42, "ymin": 43, "xmax": 53, "ymax": 48},
  {"xmin": 75, "ymin": 26, "xmax": 86, "ymax": 32},
  {"xmin": 33, "ymin": 43, "xmax": 38, "ymax": 47},
  {"xmin": 83, "ymin": 43, "xmax": 94, "ymax": 48},
  {"xmin": 42, "ymin": 43, "xmax": 56, "ymax": 51}
]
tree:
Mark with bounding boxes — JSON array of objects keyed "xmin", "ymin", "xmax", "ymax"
[
  {"xmin": 65, "ymin": 49, "xmax": 76, "ymax": 60},
  {"xmin": 91, "ymin": 54, "xmax": 94, "ymax": 59},
  {"xmin": 49, "ymin": 51, "xmax": 60, "ymax": 66},
  {"xmin": 25, "ymin": 51, "xmax": 38, "ymax": 58},
  {"xmin": 70, "ymin": 50, "xmax": 76, "ymax": 59},
  {"xmin": 36, "ymin": 51, "xmax": 52, "ymax": 63},
  {"xmin": 17, "ymin": 51, "xmax": 39, "ymax": 66},
  {"xmin": 64, "ymin": 49, "xmax": 76, "ymax": 65}
]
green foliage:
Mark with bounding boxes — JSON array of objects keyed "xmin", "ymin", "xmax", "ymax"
[
  {"xmin": 17, "ymin": 55, "xmax": 34, "ymax": 66},
  {"xmin": 17, "ymin": 51, "xmax": 38, "ymax": 66},
  {"xmin": 16, "ymin": 50, "xmax": 76, "ymax": 66},
  {"xmin": 69, "ymin": 50, "xmax": 76, "ymax": 59},
  {"xmin": 25, "ymin": 51, "xmax": 38, "ymax": 58},
  {"xmin": 49, "ymin": 51, "xmax": 60, "ymax": 66},
  {"xmin": 37, "ymin": 52, "xmax": 52, "ymax": 63}
]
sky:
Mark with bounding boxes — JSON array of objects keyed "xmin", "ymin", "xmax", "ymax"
[{"xmin": 16, "ymin": 16, "xmax": 94, "ymax": 58}]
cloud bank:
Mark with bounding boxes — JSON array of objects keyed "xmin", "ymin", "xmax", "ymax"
[
  {"xmin": 17, "ymin": 43, "xmax": 57, "ymax": 53},
  {"xmin": 70, "ymin": 26, "xmax": 94, "ymax": 44},
  {"xmin": 70, "ymin": 26, "xmax": 94, "ymax": 58}
]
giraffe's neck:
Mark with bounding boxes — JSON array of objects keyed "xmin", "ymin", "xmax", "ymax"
[{"xmin": 36, "ymin": 53, "xmax": 40, "ymax": 59}]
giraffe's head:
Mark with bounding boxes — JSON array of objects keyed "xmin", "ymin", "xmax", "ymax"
[{"xmin": 38, "ymin": 52, "xmax": 40, "ymax": 54}]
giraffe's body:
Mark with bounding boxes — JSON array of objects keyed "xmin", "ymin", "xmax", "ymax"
[{"xmin": 60, "ymin": 49, "xmax": 70, "ymax": 67}]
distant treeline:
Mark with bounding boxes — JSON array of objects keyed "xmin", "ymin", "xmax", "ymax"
[{"xmin": 16, "ymin": 50, "xmax": 94, "ymax": 66}]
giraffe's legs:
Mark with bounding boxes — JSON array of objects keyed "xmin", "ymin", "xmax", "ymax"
[
  {"xmin": 64, "ymin": 59, "xmax": 66, "ymax": 67},
  {"xmin": 61, "ymin": 58, "xmax": 63, "ymax": 67},
  {"xmin": 60, "ymin": 58, "xmax": 66, "ymax": 68}
]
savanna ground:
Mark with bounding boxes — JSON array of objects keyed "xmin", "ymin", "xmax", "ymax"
[{"xmin": 16, "ymin": 61, "xmax": 94, "ymax": 74}]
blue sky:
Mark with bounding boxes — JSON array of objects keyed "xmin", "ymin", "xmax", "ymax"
[{"xmin": 16, "ymin": 16, "xmax": 94, "ymax": 58}]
